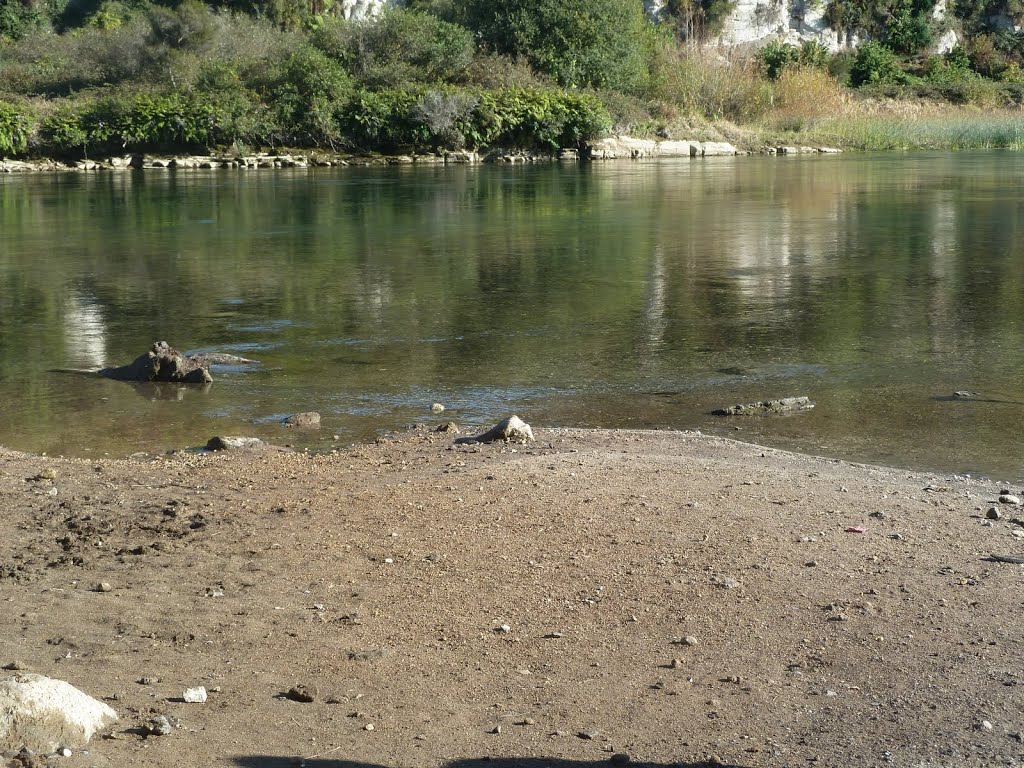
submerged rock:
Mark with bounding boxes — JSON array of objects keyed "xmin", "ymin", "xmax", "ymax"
[
  {"xmin": 100, "ymin": 342, "xmax": 212, "ymax": 384},
  {"xmin": 206, "ymin": 436, "xmax": 266, "ymax": 451},
  {"xmin": 712, "ymin": 397, "xmax": 814, "ymax": 416},
  {"xmin": 0, "ymin": 674, "xmax": 117, "ymax": 753},
  {"xmin": 283, "ymin": 412, "xmax": 321, "ymax": 428}
]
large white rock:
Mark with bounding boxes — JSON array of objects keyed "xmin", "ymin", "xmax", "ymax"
[{"xmin": 0, "ymin": 674, "xmax": 118, "ymax": 753}]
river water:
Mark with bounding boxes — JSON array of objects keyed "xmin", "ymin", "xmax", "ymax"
[{"xmin": 1, "ymin": 152, "xmax": 1022, "ymax": 480}]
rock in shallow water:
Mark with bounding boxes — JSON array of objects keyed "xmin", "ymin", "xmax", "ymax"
[
  {"xmin": 206, "ymin": 436, "xmax": 266, "ymax": 451},
  {"xmin": 100, "ymin": 341, "xmax": 212, "ymax": 384},
  {"xmin": 712, "ymin": 397, "xmax": 814, "ymax": 416}
]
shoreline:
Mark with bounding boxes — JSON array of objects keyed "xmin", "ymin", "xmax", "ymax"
[
  {"xmin": 1, "ymin": 426, "xmax": 1021, "ymax": 767},
  {"xmin": 0, "ymin": 137, "xmax": 846, "ymax": 175}
]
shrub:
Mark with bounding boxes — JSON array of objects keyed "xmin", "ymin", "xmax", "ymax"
[
  {"xmin": 772, "ymin": 66, "xmax": 849, "ymax": 130},
  {"xmin": 0, "ymin": 0, "xmax": 43, "ymax": 40},
  {"xmin": 40, "ymin": 91, "xmax": 229, "ymax": 155},
  {"xmin": 799, "ymin": 40, "xmax": 831, "ymax": 68},
  {"xmin": 341, "ymin": 88, "xmax": 431, "ymax": 149},
  {"xmin": 758, "ymin": 40, "xmax": 799, "ymax": 80},
  {"xmin": 412, "ymin": 89, "xmax": 478, "ymax": 148},
  {"xmin": 468, "ymin": 88, "xmax": 611, "ymax": 150},
  {"xmin": 651, "ymin": 45, "xmax": 774, "ymax": 121},
  {"xmin": 885, "ymin": 1, "xmax": 932, "ymax": 54},
  {"xmin": 850, "ymin": 41, "xmax": 910, "ymax": 86},
  {"xmin": 0, "ymin": 101, "xmax": 31, "ymax": 155},
  {"xmin": 312, "ymin": 9, "xmax": 474, "ymax": 87},
  {"xmin": 456, "ymin": 0, "xmax": 653, "ymax": 94},
  {"xmin": 464, "ymin": 52, "xmax": 553, "ymax": 90},
  {"xmin": 249, "ymin": 45, "xmax": 353, "ymax": 146}
]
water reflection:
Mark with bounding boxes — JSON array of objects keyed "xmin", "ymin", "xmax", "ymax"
[
  {"xmin": 0, "ymin": 154, "xmax": 1022, "ymax": 478},
  {"xmin": 63, "ymin": 292, "xmax": 108, "ymax": 370}
]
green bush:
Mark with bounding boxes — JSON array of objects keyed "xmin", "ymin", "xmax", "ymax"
[
  {"xmin": 40, "ymin": 91, "xmax": 228, "ymax": 155},
  {"xmin": 470, "ymin": 88, "xmax": 611, "ymax": 150},
  {"xmin": 457, "ymin": 0, "xmax": 653, "ymax": 94},
  {"xmin": 758, "ymin": 41, "xmax": 799, "ymax": 80},
  {"xmin": 0, "ymin": 101, "xmax": 31, "ymax": 155},
  {"xmin": 312, "ymin": 9, "xmax": 474, "ymax": 87},
  {"xmin": 341, "ymin": 88, "xmax": 431, "ymax": 150},
  {"xmin": 850, "ymin": 41, "xmax": 910, "ymax": 86},
  {"xmin": 885, "ymin": 1, "xmax": 932, "ymax": 53},
  {"xmin": 0, "ymin": 0, "xmax": 44, "ymax": 40},
  {"xmin": 250, "ymin": 45, "xmax": 353, "ymax": 146},
  {"xmin": 799, "ymin": 40, "xmax": 831, "ymax": 68}
]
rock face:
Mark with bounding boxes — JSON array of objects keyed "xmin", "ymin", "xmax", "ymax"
[
  {"xmin": 0, "ymin": 674, "xmax": 117, "ymax": 753},
  {"xmin": 712, "ymin": 396, "xmax": 815, "ymax": 415},
  {"xmin": 100, "ymin": 341, "xmax": 212, "ymax": 384},
  {"xmin": 340, "ymin": 0, "xmax": 389, "ymax": 19}
]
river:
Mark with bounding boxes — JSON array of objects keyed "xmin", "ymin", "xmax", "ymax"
[{"xmin": 1, "ymin": 152, "xmax": 1022, "ymax": 480}]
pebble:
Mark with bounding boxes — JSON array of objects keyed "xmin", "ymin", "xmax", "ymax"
[
  {"xmin": 999, "ymin": 495, "xmax": 1021, "ymax": 506},
  {"xmin": 137, "ymin": 676, "xmax": 160, "ymax": 685},
  {"xmin": 981, "ymin": 720, "xmax": 994, "ymax": 732},
  {"xmin": 364, "ymin": 723, "xmax": 375, "ymax": 731},
  {"xmin": 489, "ymin": 725, "xmax": 501, "ymax": 734},
  {"xmin": 518, "ymin": 717, "xmax": 536, "ymax": 725},
  {"xmin": 144, "ymin": 715, "xmax": 173, "ymax": 736},
  {"xmin": 497, "ymin": 624, "xmax": 512, "ymax": 634},
  {"xmin": 286, "ymin": 684, "xmax": 317, "ymax": 703},
  {"xmin": 182, "ymin": 686, "xmax": 207, "ymax": 703},
  {"xmin": 670, "ymin": 658, "xmax": 684, "ymax": 669},
  {"xmin": 682, "ymin": 635, "xmax": 699, "ymax": 646},
  {"xmin": 59, "ymin": 747, "xmax": 72, "ymax": 757},
  {"xmin": 987, "ymin": 507, "xmax": 1002, "ymax": 520},
  {"xmin": 95, "ymin": 582, "xmax": 113, "ymax": 593},
  {"xmin": 431, "ymin": 403, "xmax": 445, "ymax": 414},
  {"xmin": 577, "ymin": 730, "xmax": 599, "ymax": 740}
]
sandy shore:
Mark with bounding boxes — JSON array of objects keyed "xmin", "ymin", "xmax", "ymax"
[{"xmin": 1, "ymin": 427, "xmax": 1022, "ymax": 768}]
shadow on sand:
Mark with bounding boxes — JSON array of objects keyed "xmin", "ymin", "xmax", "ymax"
[{"xmin": 233, "ymin": 757, "xmax": 748, "ymax": 768}]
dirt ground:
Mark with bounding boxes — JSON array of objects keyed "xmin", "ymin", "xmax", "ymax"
[{"xmin": 1, "ymin": 426, "xmax": 1023, "ymax": 768}]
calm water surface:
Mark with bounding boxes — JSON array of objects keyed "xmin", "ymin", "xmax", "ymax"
[{"xmin": 1, "ymin": 153, "xmax": 1022, "ymax": 480}]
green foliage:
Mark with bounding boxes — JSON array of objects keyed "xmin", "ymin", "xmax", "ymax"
[
  {"xmin": 799, "ymin": 40, "xmax": 831, "ymax": 68},
  {"xmin": 850, "ymin": 41, "xmax": 909, "ymax": 86},
  {"xmin": 40, "ymin": 91, "xmax": 227, "ymax": 154},
  {"xmin": 312, "ymin": 9, "xmax": 473, "ymax": 87},
  {"xmin": 885, "ymin": 1, "xmax": 932, "ymax": 54},
  {"xmin": 341, "ymin": 88, "xmax": 430, "ymax": 149},
  {"xmin": 0, "ymin": 101, "xmax": 31, "ymax": 154},
  {"xmin": 663, "ymin": 0, "xmax": 737, "ymax": 41},
  {"xmin": 758, "ymin": 39, "xmax": 830, "ymax": 80},
  {"xmin": 0, "ymin": 0, "xmax": 43, "ymax": 40},
  {"xmin": 758, "ymin": 41, "xmax": 799, "ymax": 80},
  {"xmin": 456, "ymin": 0, "xmax": 653, "ymax": 94},
  {"xmin": 253, "ymin": 45, "xmax": 354, "ymax": 145},
  {"xmin": 471, "ymin": 88, "xmax": 611, "ymax": 150}
]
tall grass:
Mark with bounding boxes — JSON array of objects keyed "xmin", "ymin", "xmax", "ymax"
[{"xmin": 814, "ymin": 113, "xmax": 1024, "ymax": 150}]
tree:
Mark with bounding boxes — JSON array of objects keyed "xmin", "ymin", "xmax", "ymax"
[{"xmin": 455, "ymin": 0, "xmax": 653, "ymax": 94}]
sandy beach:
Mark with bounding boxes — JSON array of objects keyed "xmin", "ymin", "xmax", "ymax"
[{"xmin": 1, "ymin": 426, "xmax": 1022, "ymax": 768}]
